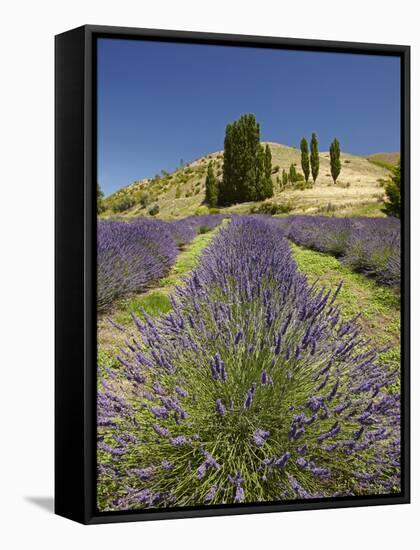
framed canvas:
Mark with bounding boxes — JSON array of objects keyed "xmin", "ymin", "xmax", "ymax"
[{"xmin": 55, "ymin": 25, "xmax": 410, "ymax": 525}]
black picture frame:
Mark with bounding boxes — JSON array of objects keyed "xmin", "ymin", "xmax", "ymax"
[{"xmin": 55, "ymin": 24, "xmax": 410, "ymax": 525}]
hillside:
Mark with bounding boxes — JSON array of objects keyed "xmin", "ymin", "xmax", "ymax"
[
  {"xmin": 366, "ymin": 152, "xmax": 400, "ymax": 171},
  {"xmin": 101, "ymin": 142, "xmax": 394, "ymax": 219}
]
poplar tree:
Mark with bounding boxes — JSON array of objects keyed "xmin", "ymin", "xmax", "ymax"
[
  {"xmin": 310, "ymin": 132, "xmax": 320, "ymax": 183},
  {"xmin": 264, "ymin": 144, "xmax": 273, "ymax": 198},
  {"xmin": 282, "ymin": 169, "xmax": 288, "ymax": 188},
  {"xmin": 300, "ymin": 137, "xmax": 310, "ymax": 183},
  {"xmin": 289, "ymin": 163, "xmax": 297, "ymax": 184},
  {"xmin": 330, "ymin": 138, "xmax": 341, "ymax": 184},
  {"xmin": 205, "ymin": 161, "xmax": 218, "ymax": 207}
]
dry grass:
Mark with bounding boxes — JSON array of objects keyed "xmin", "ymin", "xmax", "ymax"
[{"xmin": 102, "ymin": 143, "xmax": 393, "ymax": 219}]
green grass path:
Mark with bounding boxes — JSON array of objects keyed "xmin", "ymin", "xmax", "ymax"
[
  {"xmin": 291, "ymin": 243, "xmax": 400, "ymax": 371},
  {"xmin": 113, "ymin": 228, "xmax": 219, "ymax": 325}
]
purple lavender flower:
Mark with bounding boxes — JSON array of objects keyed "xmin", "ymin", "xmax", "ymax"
[
  {"xmin": 216, "ymin": 399, "xmax": 226, "ymax": 417},
  {"xmin": 244, "ymin": 383, "xmax": 256, "ymax": 410},
  {"xmin": 169, "ymin": 436, "xmax": 189, "ymax": 446},
  {"xmin": 274, "ymin": 452, "xmax": 291, "ymax": 469},
  {"xmin": 204, "ymin": 485, "xmax": 217, "ymax": 501},
  {"xmin": 252, "ymin": 428, "xmax": 270, "ymax": 447},
  {"xmin": 150, "ymin": 406, "xmax": 168, "ymax": 419},
  {"xmin": 161, "ymin": 460, "xmax": 174, "ymax": 471}
]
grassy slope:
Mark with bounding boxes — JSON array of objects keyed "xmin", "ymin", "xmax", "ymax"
[
  {"xmin": 366, "ymin": 152, "xmax": 400, "ymax": 171},
  {"xmin": 291, "ymin": 243, "xmax": 400, "ymax": 376},
  {"xmin": 97, "ymin": 227, "xmax": 220, "ymax": 368},
  {"xmin": 102, "ymin": 143, "xmax": 392, "ymax": 220}
]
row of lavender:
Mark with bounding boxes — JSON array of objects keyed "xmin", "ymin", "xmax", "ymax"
[
  {"xmin": 274, "ymin": 216, "xmax": 400, "ymax": 287},
  {"xmin": 97, "ymin": 215, "xmax": 223, "ymax": 311},
  {"xmin": 97, "ymin": 216, "xmax": 400, "ymax": 511}
]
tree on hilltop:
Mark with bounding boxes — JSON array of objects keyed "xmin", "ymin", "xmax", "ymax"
[
  {"xmin": 218, "ymin": 114, "xmax": 273, "ymax": 205},
  {"xmin": 329, "ymin": 138, "xmax": 341, "ymax": 184},
  {"xmin": 310, "ymin": 132, "xmax": 320, "ymax": 183},
  {"xmin": 300, "ymin": 137, "xmax": 310, "ymax": 183}
]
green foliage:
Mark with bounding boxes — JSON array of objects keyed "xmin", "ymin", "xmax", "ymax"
[
  {"xmin": 250, "ymin": 201, "xmax": 292, "ymax": 215},
  {"xmin": 294, "ymin": 180, "xmax": 313, "ymax": 191},
  {"xmin": 289, "ymin": 163, "xmax": 297, "ymax": 184},
  {"xmin": 218, "ymin": 114, "xmax": 273, "ymax": 205},
  {"xmin": 263, "ymin": 144, "xmax": 273, "ymax": 198},
  {"xmin": 97, "ymin": 183, "xmax": 105, "ymax": 214},
  {"xmin": 310, "ymin": 132, "xmax": 320, "ymax": 183},
  {"xmin": 148, "ymin": 204, "xmax": 160, "ymax": 216},
  {"xmin": 175, "ymin": 185, "xmax": 182, "ymax": 199},
  {"xmin": 139, "ymin": 191, "xmax": 152, "ymax": 208},
  {"xmin": 282, "ymin": 169, "xmax": 288, "ymax": 188},
  {"xmin": 112, "ymin": 196, "xmax": 135, "ymax": 212},
  {"xmin": 272, "ymin": 165, "xmax": 280, "ymax": 174},
  {"xmin": 329, "ymin": 138, "xmax": 341, "ymax": 184},
  {"xmin": 382, "ymin": 163, "xmax": 401, "ymax": 218},
  {"xmin": 367, "ymin": 158, "xmax": 396, "ymax": 172},
  {"xmin": 300, "ymin": 137, "xmax": 310, "ymax": 183},
  {"xmin": 198, "ymin": 225, "xmax": 211, "ymax": 234},
  {"xmin": 204, "ymin": 161, "xmax": 218, "ymax": 207}
]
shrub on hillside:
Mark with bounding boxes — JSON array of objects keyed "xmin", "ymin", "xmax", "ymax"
[
  {"xmin": 250, "ymin": 201, "xmax": 292, "ymax": 215},
  {"xmin": 112, "ymin": 196, "xmax": 135, "ymax": 213},
  {"xmin": 148, "ymin": 204, "xmax": 160, "ymax": 216}
]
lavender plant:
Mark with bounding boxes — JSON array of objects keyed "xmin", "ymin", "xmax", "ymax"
[
  {"xmin": 285, "ymin": 216, "xmax": 400, "ymax": 287},
  {"xmin": 97, "ymin": 217, "xmax": 400, "ymax": 511},
  {"xmin": 97, "ymin": 215, "xmax": 223, "ymax": 311},
  {"xmin": 97, "ymin": 219, "xmax": 178, "ymax": 311}
]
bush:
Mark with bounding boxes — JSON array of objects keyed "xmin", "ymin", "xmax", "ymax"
[
  {"xmin": 139, "ymin": 192, "xmax": 152, "ymax": 208},
  {"xmin": 294, "ymin": 181, "xmax": 313, "ymax": 191},
  {"xmin": 198, "ymin": 225, "xmax": 211, "ymax": 234},
  {"xmin": 250, "ymin": 201, "xmax": 292, "ymax": 215},
  {"xmin": 148, "ymin": 204, "xmax": 160, "ymax": 216},
  {"xmin": 112, "ymin": 196, "xmax": 135, "ymax": 213}
]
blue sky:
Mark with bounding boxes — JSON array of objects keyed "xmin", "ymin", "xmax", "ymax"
[{"xmin": 97, "ymin": 38, "xmax": 400, "ymax": 196}]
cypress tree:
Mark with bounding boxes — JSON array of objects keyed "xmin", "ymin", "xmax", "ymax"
[
  {"xmin": 300, "ymin": 137, "xmax": 310, "ymax": 183},
  {"xmin": 205, "ymin": 161, "xmax": 218, "ymax": 207},
  {"xmin": 219, "ymin": 123, "xmax": 233, "ymax": 205},
  {"xmin": 329, "ymin": 138, "xmax": 341, "ymax": 184},
  {"xmin": 254, "ymin": 144, "xmax": 266, "ymax": 201},
  {"xmin": 282, "ymin": 169, "xmax": 288, "ymax": 188},
  {"xmin": 264, "ymin": 144, "xmax": 273, "ymax": 198},
  {"xmin": 289, "ymin": 163, "xmax": 297, "ymax": 184},
  {"xmin": 219, "ymin": 113, "xmax": 267, "ymax": 205},
  {"xmin": 310, "ymin": 132, "xmax": 320, "ymax": 183}
]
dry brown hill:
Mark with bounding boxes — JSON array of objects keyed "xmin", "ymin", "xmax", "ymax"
[{"xmin": 102, "ymin": 142, "xmax": 393, "ymax": 219}]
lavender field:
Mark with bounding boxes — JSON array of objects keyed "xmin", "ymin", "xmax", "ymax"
[
  {"xmin": 97, "ymin": 215, "xmax": 401, "ymax": 511},
  {"xmin": 97, "ymin": 215, "xmax": 223, "ymax": 311}
]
